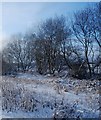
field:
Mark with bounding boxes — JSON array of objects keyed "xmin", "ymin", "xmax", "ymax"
[{"xmin": 0, "ymin": 72, "xmax": 100, "ymax": 118}]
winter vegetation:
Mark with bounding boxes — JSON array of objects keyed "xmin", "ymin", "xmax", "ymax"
[
  {"xmin": 1, "ymin": 74, "xmax": 100, "ymax": 118},
  {"xmin": 0, "ymin": 2, "xmax": 101, "ymax": 119}
]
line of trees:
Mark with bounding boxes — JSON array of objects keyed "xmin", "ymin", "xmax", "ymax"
[{"xmin": 2, "ymin": 2, "xmax": 101, "ymax": 79}]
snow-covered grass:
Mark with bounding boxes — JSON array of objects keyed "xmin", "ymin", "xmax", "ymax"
[{"xmin": 0, "ymin": 73, "xmax": 100, "ymax": 118}]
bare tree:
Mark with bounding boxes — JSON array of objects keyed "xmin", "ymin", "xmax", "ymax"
[
  {"xmin": 92, "ymin": 2, "xmax": 101, "ymax": 48},
  {"xmin": 88, "ymin": 2, "xmax": 101, "ymax": 75},
  {"xmin": 35, "ymin": 16, "xmax": 71, "ymax": 74},
  {"xmin": 2, "ymin": 34, "xmax": 23, "ymax": 72},
  {"xmin": 72, "ymin": 8, "xmax": 94, "ymax": 77},
  {"xmin": 3, "ymin": 33, "xmax": 36, "ymax": 73}
]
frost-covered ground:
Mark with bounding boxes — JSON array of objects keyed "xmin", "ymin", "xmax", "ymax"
[{"xmin": 0, "ymin": 73, "xmax": 100, "ymax": 118}]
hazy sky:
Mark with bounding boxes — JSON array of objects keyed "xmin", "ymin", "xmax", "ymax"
[{"xmin": 2, "ymin": 2, "xmax": 98, "ymax": 38}]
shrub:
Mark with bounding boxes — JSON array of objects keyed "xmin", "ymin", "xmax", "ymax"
[{"xmin": 69, "ymin": 61, "xmax": 87, "ymax": 79}]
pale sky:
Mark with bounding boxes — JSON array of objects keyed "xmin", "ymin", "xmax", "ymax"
[
  {"xmin": 0, "ymin": 1, "xmax": 100, "ymax": 50},
  {"xmin": 2, "ymin": 2, "xmax": 97, "ymax": 37}
]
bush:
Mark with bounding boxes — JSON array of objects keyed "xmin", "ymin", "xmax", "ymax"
[
  {"xmin": 53, "ymin": 103, "xmax": 83, "ymax": 119},
  {"xmin": 2, "ymin": 59, "xmax": 17, "ymax": 75},
  {"xmin": 69, "ymin": 61, "xmax": 87, "ymax": 79}
]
